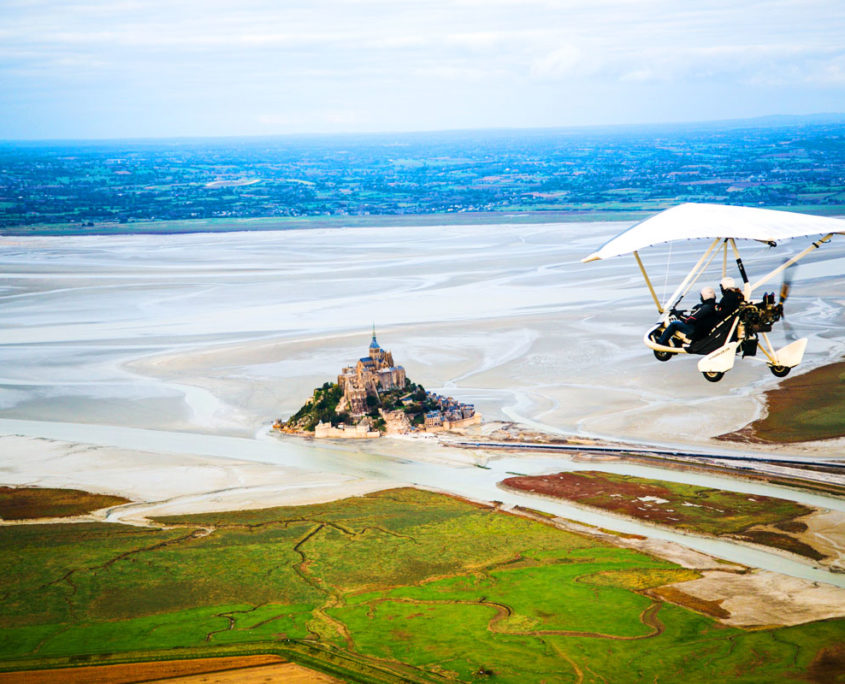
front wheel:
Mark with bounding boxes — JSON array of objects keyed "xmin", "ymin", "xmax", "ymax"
[
  {"xmin": 653, "ymin": 349, "xmax": 673, "ymax": 362},
  {"xmin": 702, "ymin": 371, "xmax": 724, "ymax": 383},
  {"xmin": 769, "ymin": 365, "xmax": 791, "ymax": 378}
]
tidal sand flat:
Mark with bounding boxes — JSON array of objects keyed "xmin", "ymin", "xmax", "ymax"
[
  {"xmin": 1, "ymin": 221, "xmax": 844, "ymax": 576},
  {"xmin": 3, "ymin": 222, "xmax": 844, "ymax": 448},
  {"xmin": 0, "ymin": 435, "xmax": 392, "ymax": 523}
]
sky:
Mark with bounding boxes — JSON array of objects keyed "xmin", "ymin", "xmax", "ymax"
[{"xmin": 1, "ymin": 0, "xmax": 844, "ymax": 140}]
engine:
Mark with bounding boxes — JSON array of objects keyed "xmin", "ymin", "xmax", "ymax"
[{"xmin": 738, "ymin": 293, "xmax": 783, "ymax": 333}]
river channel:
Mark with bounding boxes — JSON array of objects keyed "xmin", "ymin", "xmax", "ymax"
[{"xmin": 2, "ymin": 417, "xmax": 843, "ymax": 589}]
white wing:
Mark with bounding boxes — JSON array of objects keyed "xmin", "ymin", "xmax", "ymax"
[{"xmin": 583, "ymin": 203, "xmax": 845, "ymax": 262}]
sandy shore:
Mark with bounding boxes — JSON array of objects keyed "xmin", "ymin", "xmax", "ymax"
[
  {"xmin": 658, "ymin": 570, "xmax": 845, "ymax": 628},
  {"xmin": 0, "ymin": 435, "xmax": 393, "ymax": 524}
]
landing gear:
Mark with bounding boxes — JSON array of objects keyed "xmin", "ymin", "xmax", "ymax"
[
  {"xmin": 702, "ymin": 371, "xmax": 724, "ymax": 383},
  {"xmin": 650, "ymin": 327, "xmax": 681, "ymax": 362},
  {"xmin": 769, "ymin": 365, "xmax": 791, "ymax": 378}
]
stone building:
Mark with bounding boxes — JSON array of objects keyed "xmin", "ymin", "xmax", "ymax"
[
  {"xmin": 424, "ymin": 411, "xmax": 443, "ymax": 429},
  {"xmin": 337, "ymin": 331, "xmax": 406, "ymax": 418},
  {"xmin": 315, "ymin": 421, "xmax": 380, "ymax": 439}
]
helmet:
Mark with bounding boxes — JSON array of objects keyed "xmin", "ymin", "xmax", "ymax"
[
  {"xmin": 720, "ymin": 276, "xmax": 736, "ymax": 291},
  {"xmin": 700, "ymin": 286, "xmax": 716, "ymax": 301}
]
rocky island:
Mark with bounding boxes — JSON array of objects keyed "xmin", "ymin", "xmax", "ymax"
[{"xmin": 275, "ymin": 331, "xmax": 480, "ymax": 438}]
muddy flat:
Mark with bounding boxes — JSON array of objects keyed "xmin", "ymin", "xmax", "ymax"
[
  {"xmin": 719, "ymin": 359, "xmax": 845, "ymax": 444},
  {"xmin": 0, "ymin": 486, "xmax": 129, "ymax": 521}
]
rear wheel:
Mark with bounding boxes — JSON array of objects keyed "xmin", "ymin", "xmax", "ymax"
[
  {"xmin": 653, "ymin": 349, "xmax": 673, "ymax": 362},
  {"xmin": 702, "ymin": 371, "xmax": 724, "ymax": 383},
  {"xmin": 769, "ymin": 365, "xmax": 791, "ymax": 378}
]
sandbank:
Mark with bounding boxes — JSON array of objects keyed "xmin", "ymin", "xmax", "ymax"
[
  {"xmin": 0, "ymin": 435, "xmax": 393, "ymax": 524},
  {"xmin": 658, "ymin": 570, "xmax": 845, "ymax": 628}
]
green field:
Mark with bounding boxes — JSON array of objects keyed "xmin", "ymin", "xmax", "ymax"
[{"xmin": 0, "ymin": 488, "xmax": 842, "ymax": 682}]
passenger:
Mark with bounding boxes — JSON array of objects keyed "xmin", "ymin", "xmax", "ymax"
[
  {"xmin": 655, "ymin": 286, "xmax": 718, "ymax": 346},
  {"xmin": 717, "ymin": 276, "xmax": 744, "ymax": 318}
]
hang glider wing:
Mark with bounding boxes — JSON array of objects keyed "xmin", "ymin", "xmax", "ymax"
[{"xmin": 582, "ymin": 203, "xmax": 845, "ymax": 262}]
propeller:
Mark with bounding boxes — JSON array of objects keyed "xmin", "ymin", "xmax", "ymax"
[
  {"xmin": 779, "ymin": 264, "xmax": 794, "ymax": 306},
  {"xmin": 779, "ymin": 260, "xmax": 798, "ymax": 341}
]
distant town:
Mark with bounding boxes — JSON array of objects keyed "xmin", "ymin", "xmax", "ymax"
[
  {"xmin": 2, "ymin": 117, "xmax": 844, "ymax": 232},
  {"xmin": 275, "ymin": 331, "xmax": 479, "ymax": 439}
]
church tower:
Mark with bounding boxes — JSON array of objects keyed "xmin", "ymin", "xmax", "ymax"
[{"xmin": 369, "ymin": 325, "xmax": 381, "ymax": 361}]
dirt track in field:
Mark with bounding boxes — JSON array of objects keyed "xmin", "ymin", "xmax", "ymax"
[{"xmin": 0, "ymin": 655, "xmax": 339, "ymax": 683}]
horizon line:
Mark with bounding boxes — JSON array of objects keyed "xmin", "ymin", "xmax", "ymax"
[{"xmin": 2, "ymin": 112, "xmax": 845, "ymax": 146}]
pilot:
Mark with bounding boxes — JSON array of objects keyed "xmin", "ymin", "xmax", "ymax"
[
  {"xmin": 717, "ymin": 276, "xmax": 744, "ymax": 318},
  {"xmin": 655, "ymin": 286, "xmax": 718, "ymax": 346}
]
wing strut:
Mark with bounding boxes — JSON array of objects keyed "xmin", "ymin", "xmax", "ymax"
[
  {"xmin": 748, "ymin": 233, "xmax": 834, "ymax": 295},
  {"xmin": 663, "ymin": 238, "xmax": 721, "ymax": 313},
  {"xmin": 634, "ymin": 251, "xmax": 663, "ymax": 314}
]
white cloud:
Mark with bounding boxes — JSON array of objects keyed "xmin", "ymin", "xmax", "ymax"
[
  {"xmin": 813, "ymin": 56, "xmax": 845, "ymax": 85},
  {"xmin": 322, "ymin": 109, "xmax": 363, "ymax": 125},
  {"xmin": 413, "ymin": 64, "xmax": 504, "ymax": 81},
  {"xmin": 529, "ymin": 45, "xmax": 582, "ymax": 79},
  {"xmin": 620, "ymin": 69, "xmax": 656, "ymax": 83},
  {"xmin": 1, "ymin": 0, "xmax": 844, "ymax": 137},
  {"xmin": 256, "ymin": 113, "xmax": 294, "ymax": 126},
  {"xmin": 445, "ymin": 32, "xmax": 506, "ymax": 50}
]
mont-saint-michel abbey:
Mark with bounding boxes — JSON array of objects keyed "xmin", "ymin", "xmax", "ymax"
[
  {"xmin": 277, "ymin": 331, "xmax": 480, "ymax": 439},
  {"xmin": 336, "ymin": 332, "xmax": 407, "ymax": 417}
]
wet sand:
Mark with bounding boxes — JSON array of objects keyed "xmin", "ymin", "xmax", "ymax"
[
  {"xmin": 4, "ymin": 221, "xmax": 842, "ymax": 448},
  {"xmin": 0, "ymin": 434, "xmax": 392, "ymax": 524}
]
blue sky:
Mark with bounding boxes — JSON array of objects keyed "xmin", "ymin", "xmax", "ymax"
[{"xmin": 2, "ymin": 0, "xmax": 844, "ymax": 139}]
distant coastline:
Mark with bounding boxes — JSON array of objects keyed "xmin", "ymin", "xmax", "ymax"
[
  {"xmin": 0, "ymin": 210, "xmax": 650, "ymax": 237},
  {"xmin": 5, "ymin": 205, "xmax": 845, "ymax": 237},
  {"xmin": 4, "ymin": 118, "xmax": 844, "ymax": 236}
]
